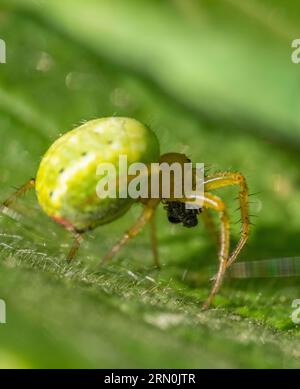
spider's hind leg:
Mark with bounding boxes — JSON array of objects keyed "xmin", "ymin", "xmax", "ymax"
[
  {"xmin": 67, "ymin": 230, "xmax": 84, "ymax": 262},
  {"xmin": 1, "ymin": 178, "xmax": 36, "ymax": 215}
]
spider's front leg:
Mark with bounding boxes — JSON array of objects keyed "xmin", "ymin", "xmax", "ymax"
[
  {"xmin": 202, "ymin": 208, "xmax": 219, "ymax": 246},
  {"xmin": 192, "ymin": 193, "xmax": 231, "ymax": 309},
  {"xmin": 204, "ymin": 172, "xmax": 250, "ymax": 268}
]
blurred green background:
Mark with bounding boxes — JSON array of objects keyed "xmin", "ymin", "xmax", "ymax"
[{"xmin": 1, "ymin": 0, "xmax": 300, "ymax": 368}]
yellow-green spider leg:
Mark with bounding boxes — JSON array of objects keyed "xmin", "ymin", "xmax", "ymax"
[
  {"xmin": 67, "ymin": 231, "xmax": 84, "ymax": 262},
  {"xmin": 202, "ymin": 208, "xmax": 219, "ymax": 247},
  {"xmin": 1, "ymin": 178, "xmax": 36, "ymax": 211},
  {"xmin": 204, "ymin": 172, "xmax": 250, "ymax": 269},
  {"xmin": 150, "ymin": 211, "xmax": 160, "ymax": 268},
  {"xmin": 101, "ymin": 199, "xmax": 160, "ymax": 266},
  {"xmin": 184, "ymin": 192, "xmax": 230, "ymax": 309},
  {"xmin": 1, "ymin": 178, "xmax": 84, "ymax": 262}
]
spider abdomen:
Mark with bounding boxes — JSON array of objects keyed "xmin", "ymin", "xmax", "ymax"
[{"xmin": 35, "ymin": 117, "xmax": 160, "ymax": 232}]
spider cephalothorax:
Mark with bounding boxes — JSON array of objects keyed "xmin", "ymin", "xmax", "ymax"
[{"xmin": 164, "ymin": 200, "xmax": 201, "ymax": 227}]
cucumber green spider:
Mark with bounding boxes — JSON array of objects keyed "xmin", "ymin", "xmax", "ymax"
[{"xmin": 1, "ymin": 117, "xmax": 250, "ymax": 308}]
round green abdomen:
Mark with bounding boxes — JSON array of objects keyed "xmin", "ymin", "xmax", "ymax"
[{"xmin": 36, "ymin": 117, "xmax": 160, "ymax": 231}]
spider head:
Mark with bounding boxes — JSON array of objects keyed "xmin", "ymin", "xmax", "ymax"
[{"xmin": 159, "ymin": 152, "xmax": 191, "ymax": 165}]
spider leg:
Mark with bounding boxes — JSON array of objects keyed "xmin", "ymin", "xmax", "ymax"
[
  {"xmin": 180, "ymin": 192, "xmax": 230, "ymax": 308},
  {"xmin": 101, "ymin": 199, "xmax": 159, "ymax": 265},
  {"xmin": 1, "ymin": 178, "xmax": 84, "ymax": 261},
  {"xmin": 66, "ymin": 230, "xmax": 84, "ymax": 262},
  {"xmin": 204, "ymin": 172, "xmax": 249, "ymax": 268},
  {"xmin": 198, "ymin": 193, "xmax": 230, "ymax": 309},
  {"xmin": 150, "ymin": 212, "xmax": 160, "ymax": 268},
  {"xmin": 1, "ymin": 178, "xmax": 35, "ymax": 212},
  {"xmin": 202, "ymin": 208, "xmax": 219, "ymax": 247}
]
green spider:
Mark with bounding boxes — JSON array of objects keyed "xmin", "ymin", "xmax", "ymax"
[{"xmin": 1, "ymin": 117, "xmax": 250, "ymax": 308}]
